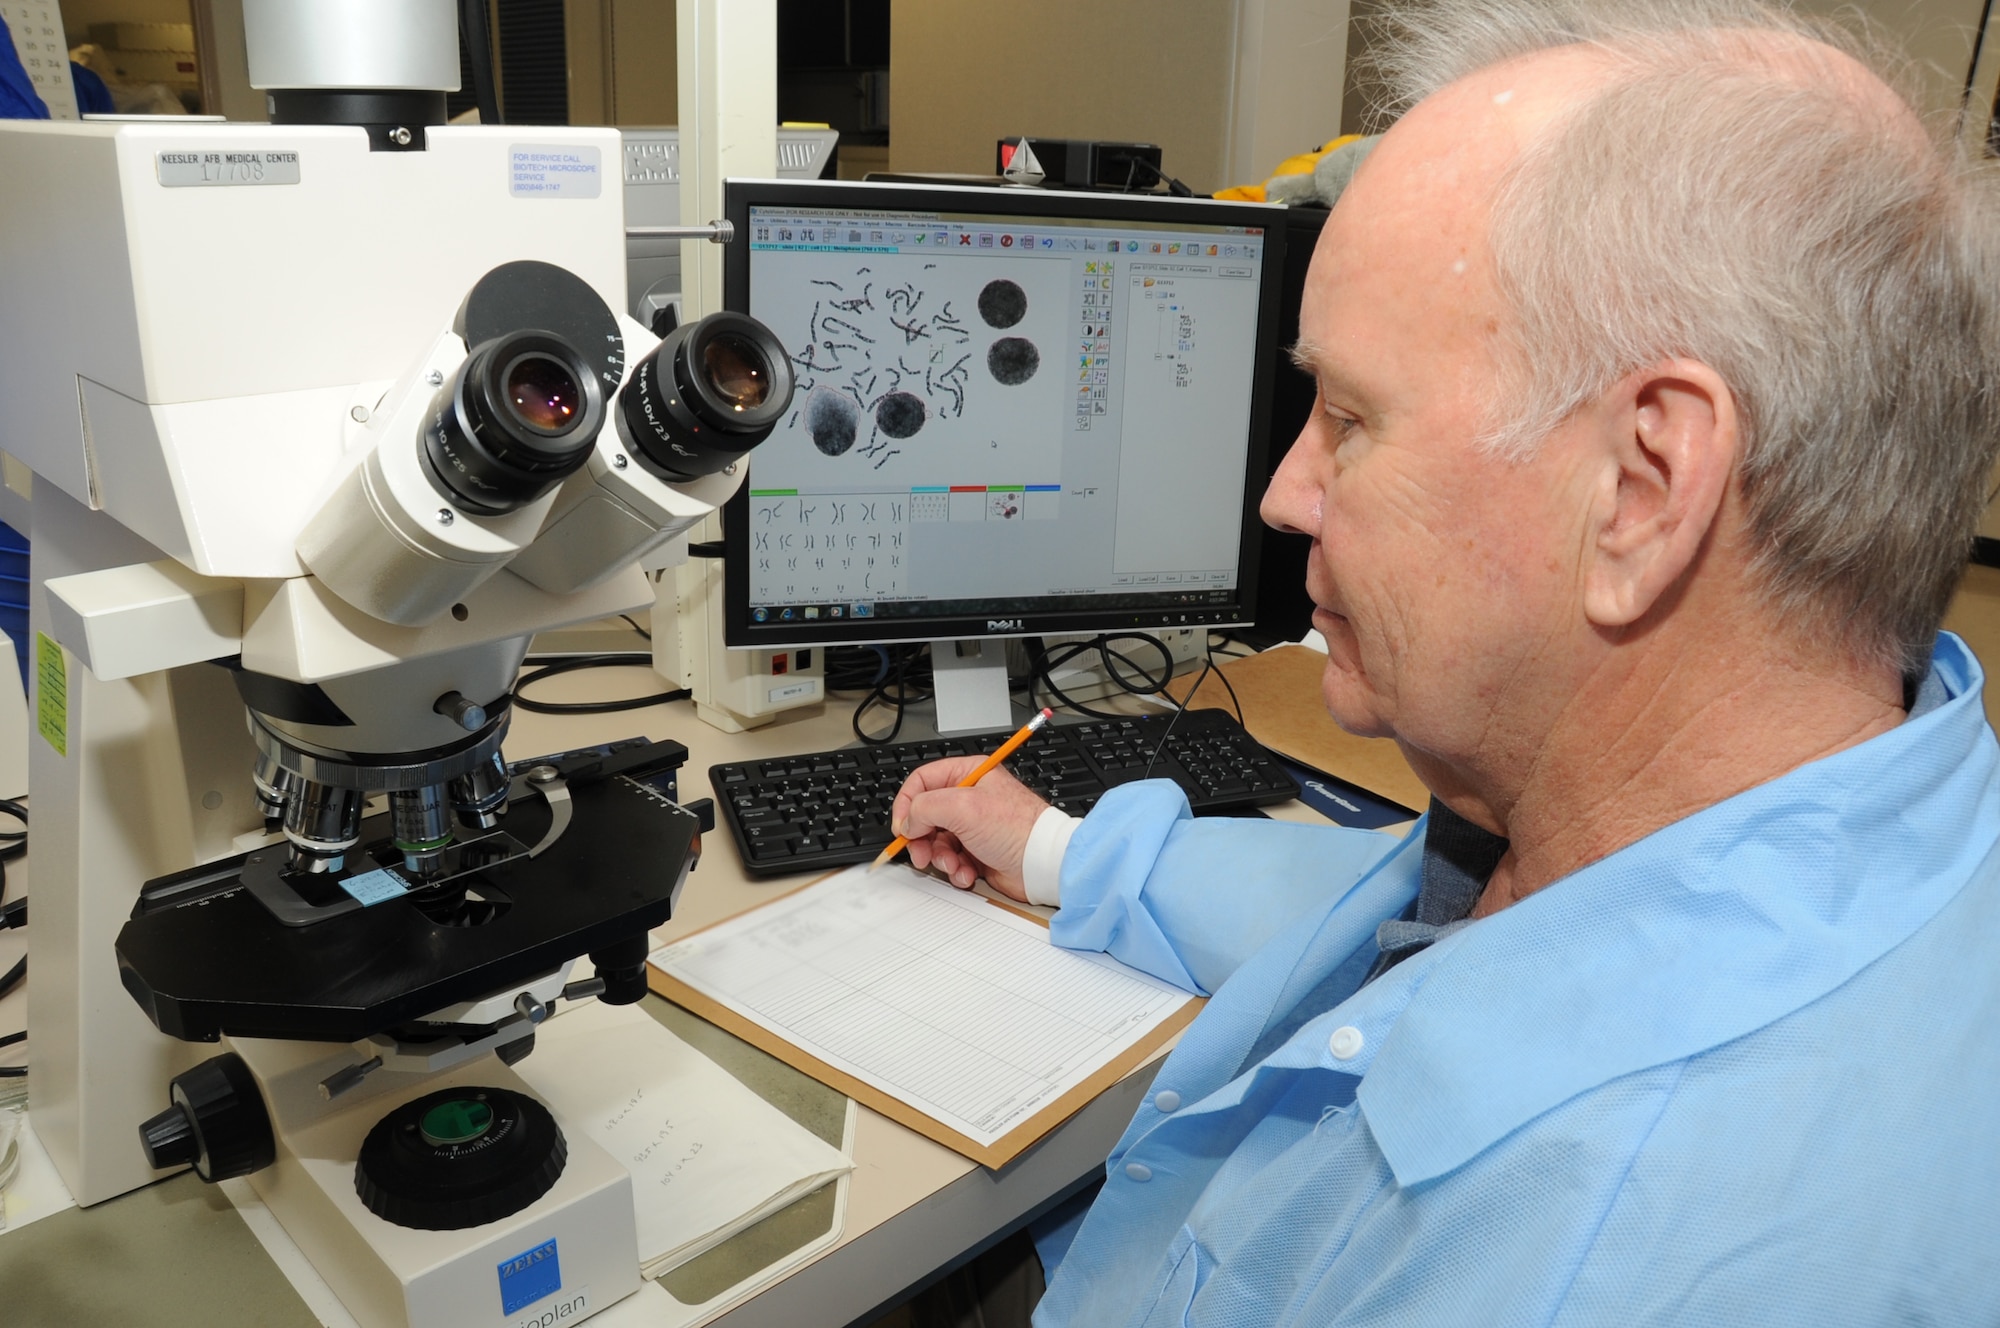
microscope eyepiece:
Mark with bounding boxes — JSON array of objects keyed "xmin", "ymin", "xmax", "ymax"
[
  {"xmin": 702, "ymin": 330, "xmax": 775, "ymax": 410},
  {"xmin": 617, "ymin": 311, "xmax": 794, "ymax": 481},
  {"xmin": 501, "ymin": 350, "xmax": 585, "ymax": 434},
  {"xmin": 422, "ymin": 329, "xmax": 605, "ymax": 514}
]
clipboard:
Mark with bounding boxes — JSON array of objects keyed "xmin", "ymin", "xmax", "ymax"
[{"xmin": 648, "ymin": 870, "xmax": 1203, "ymax": 1170}]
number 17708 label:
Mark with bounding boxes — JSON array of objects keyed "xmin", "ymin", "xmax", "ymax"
[{"xmin": 156, "ymin": 150, "xmax": 301, "ymax": 188}]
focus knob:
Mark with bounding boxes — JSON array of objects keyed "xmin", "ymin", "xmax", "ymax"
[
  {"xmin": 136, "ymin": 1052, "xmax": 275, "ymax": 1182},
  {"xmin": 138, "ymin": 1103, "xmax": 199, "ymax": 1171}
]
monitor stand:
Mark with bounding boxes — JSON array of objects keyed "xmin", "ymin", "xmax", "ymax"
[{"xmin": 931, "ymin": 639, "xmax": 1014, "ymax": 736}]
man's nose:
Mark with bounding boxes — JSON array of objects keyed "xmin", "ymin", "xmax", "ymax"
[{"xmin": 1261, "ymin": 437, "xmax": 1318, "ymax": 536}]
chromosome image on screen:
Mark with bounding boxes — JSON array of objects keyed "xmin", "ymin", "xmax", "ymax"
[
  {"xmin": 741, "ymin": 202, "xmax": 1267, "ymax": 630},
  {"xmin": 763, "ymin": 251, "xmax": 1067, "ymax": 482}
]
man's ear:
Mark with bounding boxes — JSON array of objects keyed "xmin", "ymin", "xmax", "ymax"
[{"xmin": 1583, "ymin": 361, "xmax": 1738, "ymax": 629}]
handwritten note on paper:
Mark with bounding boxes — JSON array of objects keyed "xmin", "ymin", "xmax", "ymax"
[{"xmin": 511, "ymin": 998, "xmax": 851, "ymax": 1278}]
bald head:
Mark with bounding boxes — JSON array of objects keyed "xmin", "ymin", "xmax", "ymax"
[{"xmin": 1323, "ymin": 0, "xmax": 2000, "ymax": 680}]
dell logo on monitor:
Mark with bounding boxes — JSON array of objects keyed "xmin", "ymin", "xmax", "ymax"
[{"xmin": 986, "ymin": 619, "xmax": 1024, "ymax": 632}]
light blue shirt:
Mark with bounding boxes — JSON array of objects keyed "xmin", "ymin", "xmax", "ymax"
[{"xmin": 1036, "ymin": 633, "xmax": 2000, "ymax": 1326}]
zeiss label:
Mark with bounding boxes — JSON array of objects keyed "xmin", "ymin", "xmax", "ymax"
[
  {"xmin": 510, "ymin": 145, "xmax": 602, "ymax": 199},
  {"xmin": 497, "ymin": 1239, "xmax": 561, "ymax": 1315}
]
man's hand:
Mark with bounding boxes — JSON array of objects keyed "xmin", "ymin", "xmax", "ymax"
[{"xmin": 890, "ymin": 757, "xmax": 1052, "ymax": 902}]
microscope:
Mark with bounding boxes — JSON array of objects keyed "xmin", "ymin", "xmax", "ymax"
[{"xmin": 0, "ymin": 2, "xmax": 790, "ymax": 1323}]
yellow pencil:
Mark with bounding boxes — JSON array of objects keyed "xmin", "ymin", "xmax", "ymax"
[{"xmin": 870, "ymin": 707, "xmax": 1056, "ymax": 870}]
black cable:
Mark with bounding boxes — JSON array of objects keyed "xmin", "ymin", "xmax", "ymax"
[
  {"xmin": 1965, "ymin": 0, "xmax": 1996, "ymax": 127},
  {"xmin": 1119, "ymin": 154, "xmax": 1194, "ymax": 197},
  {"xmin": 0, "ymin": 956, "xmax": 22, "ymax": 1002},
  {"xmin": 1029, "ymin": 633, "xmax": 1180, "ymax": 719},
  {"xmin": 1202, "ymin": 635, "xmax": 1246, "ymax": 726},
  {"xmin": 0, "ymin": 799, "xmax": 23, "ymax": 861},
  {"xmin": 1143, "ymin": 656, "xmax": 1213, "ymax": 782},
  {"xmin": 851, "ymin": 645, "xmax": 934, "ymax": 744},
  {"xmin": 460, "ymin": 0, "xmax": 501, "ymax": 125},
  {"xmin": 619, "ymin": 614, "xmax": 652, "ymax": 642},
  {"xmin": 0, "ymin": 1030, "xmax": 21, "ymax": 1049},
  {"xmin": 1139, "ymin": 633, "xmax": 1249, "ymax": 781},
  {"xmin": 513, "ymin": 655, "xmax": 691, "ymax": 715},
  {"xmin": 824, "ymin": 644, "xmax": 895, "ymax": 692}
]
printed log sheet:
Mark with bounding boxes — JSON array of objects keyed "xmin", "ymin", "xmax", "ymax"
[{"xmin": 649, "ymin": 864, "xmax": 1197, "ymax": 1157}]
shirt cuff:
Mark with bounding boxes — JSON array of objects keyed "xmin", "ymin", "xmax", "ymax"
[{"xmin": 1022, "ymin": 807, "xmax": 1081, "ymax": 908}]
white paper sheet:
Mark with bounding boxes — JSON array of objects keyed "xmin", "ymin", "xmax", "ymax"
[
  {"xmin": 649, "ymin": 864, "xmax": 1195, "ymax": 1150},
  {"xmin": 512, "ymin": 999, "xmax": 852, "ymax": 1278}
]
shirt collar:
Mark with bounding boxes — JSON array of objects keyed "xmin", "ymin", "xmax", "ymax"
[{"xmin": 1356, "ymin": 632, "xmax": 2000, "ymax": 1187}]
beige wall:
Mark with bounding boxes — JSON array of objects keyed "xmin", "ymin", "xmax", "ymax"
[
  {"xmin": 1800, "ymin": 0, "xmax": 1983, "ymax": 118},
  {"xmin": 62, "ymin": 0, "xmax": 192, "ymax": 44},
  {"xmin": 568, "ymin": 0, "xmax": 679, "ymax": 127},
  {"xmin": 889, "ymin": 0, "xmax": 1239, "ymax": 194},
  {"xmin": 1226, "ymin": 0, "xmax": 1350, "ymax": 183},
  {"xmin": 607, "ymin": 0, "xmax": 677, "ymax": 125}
]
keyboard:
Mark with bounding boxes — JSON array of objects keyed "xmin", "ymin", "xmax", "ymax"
[{"xmin": 711, "ymin": 708, "xmax": 1301, "ymax": 876}]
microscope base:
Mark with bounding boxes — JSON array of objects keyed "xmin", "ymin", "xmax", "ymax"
[{"xmin": 231, "ymin": 1037, "xmax": 640, "ymax": 1328}]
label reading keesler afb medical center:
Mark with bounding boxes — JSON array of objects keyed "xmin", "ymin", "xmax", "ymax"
[{"xmin": 156, "ymin": 150, "xmax": 301, "ymax": 187}]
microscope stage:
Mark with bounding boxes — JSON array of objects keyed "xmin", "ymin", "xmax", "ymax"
[{"xmin": 115, "ymin": 772, "xmax": 698, "ymax": 1044}]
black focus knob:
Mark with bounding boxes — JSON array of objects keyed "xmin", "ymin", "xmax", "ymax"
[
  {"xmin": 589, "ymin": 935, "xmax": 652, "ymax": 1006},
  {"xmin": 138, "ymin": 1103, "xmax": 200, "ymax": 1171},
  {"xmin": 136, "ymin": 1052, "xmax": 275, "ymax": 1182}
]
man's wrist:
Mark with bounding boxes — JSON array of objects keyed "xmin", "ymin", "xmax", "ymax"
[{"xmin": 1022, "ymin": 807, "xmax": 1080, "ymax": 907}]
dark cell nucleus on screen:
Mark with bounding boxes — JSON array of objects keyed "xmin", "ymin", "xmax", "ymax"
[
  {"xmin": 875, "ymin": 391, "xmax": 927, "ymax": 439},
  {"xmin": 805, "ymin": 387, "xmax": 859, "ymax": 457},
  {"xmin": 978, "ymin": 278, "xmax": 1029, "ymax": 330},
  {"xmin": 987, "ymin": 337, "xmax": 1040, "ymax": 386}
]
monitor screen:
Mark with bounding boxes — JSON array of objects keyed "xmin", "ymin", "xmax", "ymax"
[{"xmin": 721, "ymin": 179, "xmax": 1287, "ymax": 649}]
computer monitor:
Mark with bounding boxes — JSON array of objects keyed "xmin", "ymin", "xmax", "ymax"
[{"xmin": 720, "ymin": 178, "xmax": 1288, "ymax": 732}]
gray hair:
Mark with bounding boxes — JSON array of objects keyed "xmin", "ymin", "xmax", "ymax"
[{"xmin": 1367, "ymin": 0, "xmax": 2000, "ymax": 679}]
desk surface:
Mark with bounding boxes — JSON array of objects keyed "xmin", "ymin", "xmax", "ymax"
[{"xmin": 0, "ymin": 662, "xmax": 1335, "ymax": 1328}]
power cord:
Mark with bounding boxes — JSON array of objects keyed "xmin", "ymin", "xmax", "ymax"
[
  {"xmin": 513, "ymin": 654, "xmax": 691, "ymax": 716},
  {"xmin": 1118, "ymin": 155, "xmax": 1194, "ymax": 198},
  {"xmin": 1023, "ymin": 633, "xmax": 1177, "ymax": 719},
  {"xmin": 1141, "ymin": 634, "xmax": 1247, "ymax": 782},
  {"xmin": 846, "ymin": 645, "xmax": 935, "ymax": 744},
  {"xmin": 0, "ymin": 798, "xmax": 25, "ymax": 1077}
]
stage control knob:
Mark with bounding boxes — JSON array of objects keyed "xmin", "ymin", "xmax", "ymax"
[{"xmin": 136, "ymin": 1052, "xmax": 276, "ymax": 1182}]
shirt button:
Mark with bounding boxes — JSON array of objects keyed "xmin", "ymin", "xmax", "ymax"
[
  {"xmin": 1124, "ymin": 1162, "xmax": 1153, "ymax": 1182},
  {"xmin": 1328, "ymin": 1026, "xmax": 1364, "ymax": 1060},
  {"xmin": 1152, "ymin": 1090, "xmax": 1181, "ymax": 1113}
]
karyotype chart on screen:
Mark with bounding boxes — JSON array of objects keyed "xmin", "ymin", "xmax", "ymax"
[
  {"xmin": 749, "ymin": 490, "xmax": 910, "ymax": 603},
  {"xmin": 747, "ymin": 482, "xmax": 1063, "ymax": 605}
]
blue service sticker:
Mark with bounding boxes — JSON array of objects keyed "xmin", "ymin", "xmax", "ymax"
[
  {"xmin": 498, "ymin": 1238, "xmax": 563, "ymax": 1315},
  {"xmin": 339, "ymin": 866, "xmax": 412, "ymax": 908}
]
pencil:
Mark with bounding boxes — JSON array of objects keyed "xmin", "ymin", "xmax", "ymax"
[{"xmin": 870, "ymin": 707, "xmax": 1056, "ymax": 871}]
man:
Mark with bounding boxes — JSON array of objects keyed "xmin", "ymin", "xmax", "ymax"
[{"xmin": 891, "ymin": 1, "xmax": 2000, "ymax": 1323}]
